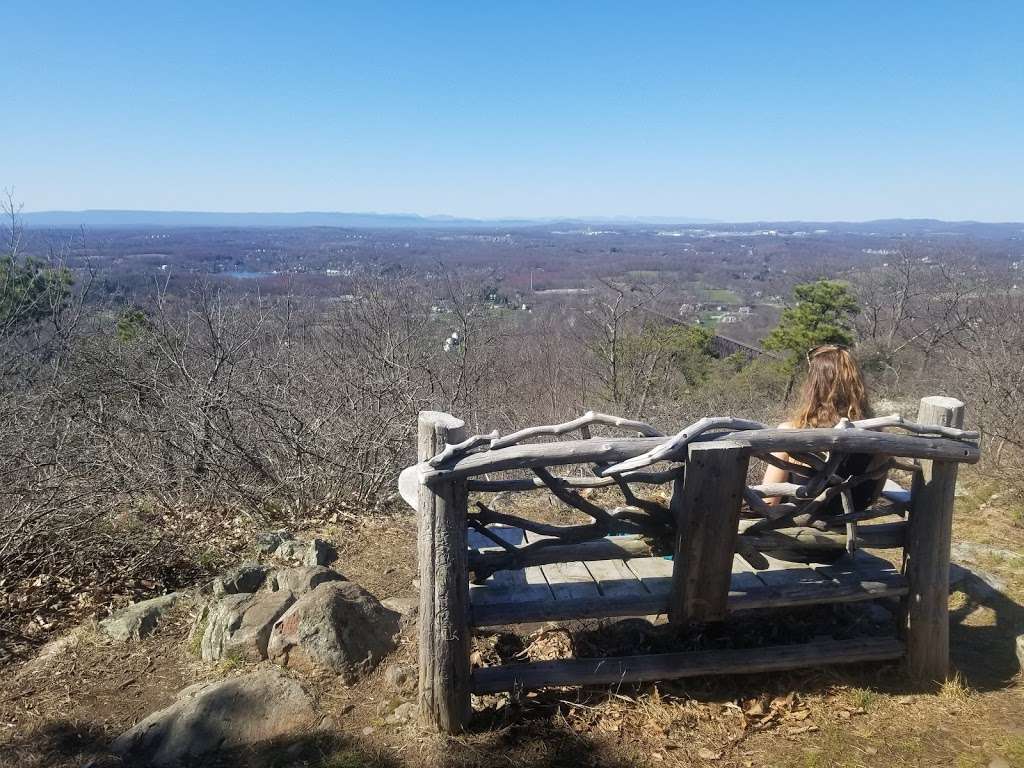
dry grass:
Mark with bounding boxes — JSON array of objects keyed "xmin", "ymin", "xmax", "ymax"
[{"xmin": 1, "ymin": 472, "xmax": 1023, "ymax": 768}]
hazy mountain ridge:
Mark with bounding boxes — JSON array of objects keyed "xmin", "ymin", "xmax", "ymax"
[{"xmin": 19, "ymin": 209, "xmax": 1024, "ymax": 237}]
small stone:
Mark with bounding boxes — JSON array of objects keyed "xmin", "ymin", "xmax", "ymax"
[
  {"xmin": 381, "ymin": 596, "xmax": 418, "ymax": 620},
  {"xmin": 257, "ymin": 530, "xmax": 295, "ymax": 554},
  {"xmin": 201, "ymin": 590, "xmax": 295, "ymax": 662},
  {"xmin": 212, "ymin": 563, "xmax": 271, "ymax": 596},
  {"xmin": 99, "ymin": 593, "xmax": 181, "ymax": 642},
  {"xmin": 111, "ymin": 669, "xmax": 317, "ymax": 767},
  {"xmin": 1015, "ymin": 634, "xmax": 1024, "ymax": 673},
  {"xmin": 270, "ymin": 566, "xmax": 346, "ymax": 595},
  {"xmin": 989, "ymin": 758, "xmax": 1011, "ymax": 768},
  {"xmin": 304, "ymin": 538, "xmax": 338, "ymax": 567},
  {"xmin": 361, "ymin": 726, "xmax": 374, "ymax": 736},
  {"xmin": 384, "ymin": 664, "xmax": 415, "ymax": 690},
  {"xmin": 275, "ymin": 538, "xmax": 305, "ymax": 561}
]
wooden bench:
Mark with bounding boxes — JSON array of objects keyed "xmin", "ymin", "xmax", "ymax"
[{"xmin": 401, "ymin": 396, "xmax": 980, "ymax": 732}]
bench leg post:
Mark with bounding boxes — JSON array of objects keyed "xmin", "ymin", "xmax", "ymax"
[
  {"xmin": 416, "ymin": 411, "xmax": 472, "ymax": 733},
  {"xmin": 670, "ymin": 440, "xmax": 749, "ymax": 624},
  {"xmin": 902, "ymin": 396, "xmax": 964, "ymax": 687}
]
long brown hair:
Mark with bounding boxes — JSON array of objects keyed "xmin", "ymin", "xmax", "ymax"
[{"xmin": 792, "ymin": 345, "xmax": 871, "ymax": 428}]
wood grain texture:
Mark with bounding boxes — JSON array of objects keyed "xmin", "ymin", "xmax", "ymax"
[
  {"xmin": 421, "ymin": 427, "xmax": 978, "ymax": 484},
  {"xmin": 903, "ymin": 396, "xmax": 964, "ymax": 687},
  {"xmin": 670, "ymin": 441, "xmax": 749, "ymax": 623},
  {"xmin": 471, "ymin": 637, "xmax": 904, "ymax": 694},
  {"xmin": 416, "ymin": 411, "xmax": 472, "ymax": 733}
]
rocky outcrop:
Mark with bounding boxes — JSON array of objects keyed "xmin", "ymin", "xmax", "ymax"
[
  {"xmin": 111, "ymin": 669, "xmax": 318, "ymax": 767},
  {"xmin": 200, "ymin": 590, "xmax": 295, "ymax": 662},
  {"xmin": 270, "ymin": 565, "xmax": 346, "ymax": 595},
  {"xmin": 99, "ymin": 593, "xmax": 181, "ymax": 642},
  {"xmin": 212, "ymin": 563, "xmax": 271, "ymax": 596},
  {"xmin": 267, "ymin": 581, "xmax": 399, "ymax": 682}
]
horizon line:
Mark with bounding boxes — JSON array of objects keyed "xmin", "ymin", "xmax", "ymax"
[{"xmin": 18, "ymin": 208, "xmax": 1024, "ymax": 227}]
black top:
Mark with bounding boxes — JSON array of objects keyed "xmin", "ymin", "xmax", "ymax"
[{"xmin": 793, "ymin": 452, "xmax": 884, "ymax": 516}]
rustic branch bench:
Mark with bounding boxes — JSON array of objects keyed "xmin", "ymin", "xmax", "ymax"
[{"xmin": 399, "ymin": 396, "xmax": 980, "ymax": 732}]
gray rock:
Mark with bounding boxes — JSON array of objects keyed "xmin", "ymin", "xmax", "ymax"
[
  {"xmin": 257, "ymin": 530, "xmax": 295, "ymax": 554},
  {"xmin": 212, "ymin": 563, "xmax": 271, "ymax": 596},
  {"xmin": 111, "ymin": 669, "xmax": 318, "ymax": 767},
  {"xmin": 274, "ymin": 538, "xmax": 305, "ymax": 560},
  {"xmin": 381, "ymin": 596, "xmax": 418, "ymax": 618},
  {"xmin": 201, "ymin": 590, "xmax": 295, "ymax": 662},
  {"xmin": 950, "ymin": 563, "xmax": 1007, "ymax": 601},
  {"xmin": 100, "ymin": 593, "xmax": 181, "ymax": 642},
  {"xmin": 270, "ymin": 566, "xmax": 346, "ymax": 595},
  {"xmin": 951, "ymin": 541, "xmax": 1024, "ymax": 566},
  {"xmin": 385, "ymin": 701, "xmax": 417, "ymax": 725},
  {"xmin": 303, "ymin": 538, "xmax": 338, "ymax": 567},
  {"xmin": 267, "ymin": 581, "xmax": 399, "ymax": 682}
]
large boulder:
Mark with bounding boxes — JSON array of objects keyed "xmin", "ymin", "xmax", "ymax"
[
  {"xmin": 111, "ymin": 669, "xmax": 318, "ymax": 767},
  {"xmin": 100, "ymin": 593, "xmax": 181, "ymax": 642},
  {"xmin": 201, "ymin": 590, "xmax": 295, "ymax": 662},
  {"xmin": 212, "ymin": 563, "xmax": 271, "ymax": 596},
  {"xmin": 267, "ymin": 581, "xmax": 399, "ymax": 682},
  {"xmin": 270, "ymin": 565, "xmax": 346, "ymax": 595}
]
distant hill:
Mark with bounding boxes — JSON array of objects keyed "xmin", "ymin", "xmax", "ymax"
[
  {"xmin": 19, "ymin": 210, "xmax": 718, "ymax": 229},
  {"xmin": 18, "ymin": 210, "xmax": 1023, "ymax": 237}
]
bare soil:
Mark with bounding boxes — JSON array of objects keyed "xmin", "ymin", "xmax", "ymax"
[{"xmin": 1, "ymin": 481, "xmax": 1022, "ymax": 768}]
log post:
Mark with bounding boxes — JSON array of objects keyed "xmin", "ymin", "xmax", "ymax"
[
  {"xmin": 669, "ymin": 440, "xmax": 749, "ymax": 624},
  {"xmin": 902, "ymin": 396, "xmax": 965, "ymax": 687},
  {"xmin": 416, "ymin": 411, "xmax": 471, "ymax": 732}
]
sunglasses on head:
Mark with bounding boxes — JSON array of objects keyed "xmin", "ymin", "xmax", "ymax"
[{"xmin": 806, "ymin": 344, "xmax": 847, "ymax": 363}]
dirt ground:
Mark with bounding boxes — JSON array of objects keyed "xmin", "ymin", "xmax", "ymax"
[{"xmin": 1, "ymin": 481, "xmax": 1022, "ymax": 768}]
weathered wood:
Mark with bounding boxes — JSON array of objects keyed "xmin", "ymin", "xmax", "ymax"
[
  {"xmin": 468, "ymin": 552, "xmax": 908, "ymax": 627},
  {"xmin": 670, "ymin": 441, "xmax": 749, "ymax": 623},
  {"xmin": 586, "ymin": 557, "xmax": 650, "ymax": 598},
  {"xmin": 421, "ymin": 428, "xmax": 978, "ymax": 484},
  {"xmin": 416, "ymin": 411, "xmax": 471, "ymax": 733},
  {"xmin": 471, "ymin": 637, "xmax": 905, "ymax": 694},
  {"xmin": 490, "ymin": 410, "xmax": 664, "ymax": 450},
  {"xmin": 428, "ymin": 430, "xmax": 499, "ymax": 466},
  {"xmin": 739, "ymin": 522, "xmax": 906, "ymax": 551},
  {"xmin": 466, "ymin": 467, "xmax": 680, "ymax": 492},
  {"xmin": 903, "ymin": 396, "xmax": 964, "ymax": 687},
  {"xmin": 523, "ymin": 530, "xmax": 600, "ymax": 600},
  {"xmin": 468, "ymin": 535, "xmax": 656, "ymax": 573},
  {"xmin": 624, "ymin": 556, "xmax": 675, "ymax": 596},
  {"xmin": 602, "ymin": 417, "xmax": 766, "ymax": 475}
]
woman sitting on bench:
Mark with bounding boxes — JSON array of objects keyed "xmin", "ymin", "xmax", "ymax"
[{"xmin": 762, "ymin": 344, "xmax": 886, "ymax": 559}]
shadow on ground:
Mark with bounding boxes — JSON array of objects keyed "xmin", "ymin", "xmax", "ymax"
[{"xmin": 949, "ymin": 577, "xmax": 1024, "ymax": 691}]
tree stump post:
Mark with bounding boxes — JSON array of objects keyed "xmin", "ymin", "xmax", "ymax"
[
  {"xmin": 416, "ymin": 410, "xmax": 472, "ymax": 732},
  {"xmin": 669, "ymin": 440, "xmax": 749, "ymax": 624},
  {"xmin": 902, "ymin": 395, "xmax": 965, "ymax": 687}
]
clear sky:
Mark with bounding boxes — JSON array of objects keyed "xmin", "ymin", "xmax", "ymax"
[{"xmin": 6, "ymin": 2, "xmax": 1023, "ymax": 221}]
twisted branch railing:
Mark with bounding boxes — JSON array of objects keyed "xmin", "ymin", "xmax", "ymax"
[{"xmin": 407, "ymin": 411, "xmax": 979, "ymax": 580}]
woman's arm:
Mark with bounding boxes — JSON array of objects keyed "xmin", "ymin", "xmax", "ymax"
[{"xmin": 761, "ymin": 422, "xmax": 794, "ymax": 506}]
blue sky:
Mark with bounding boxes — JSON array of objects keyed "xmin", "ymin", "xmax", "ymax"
[{"xmin": 6, "ymin": 2, "xmax": 1023, "ymax": 221}]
